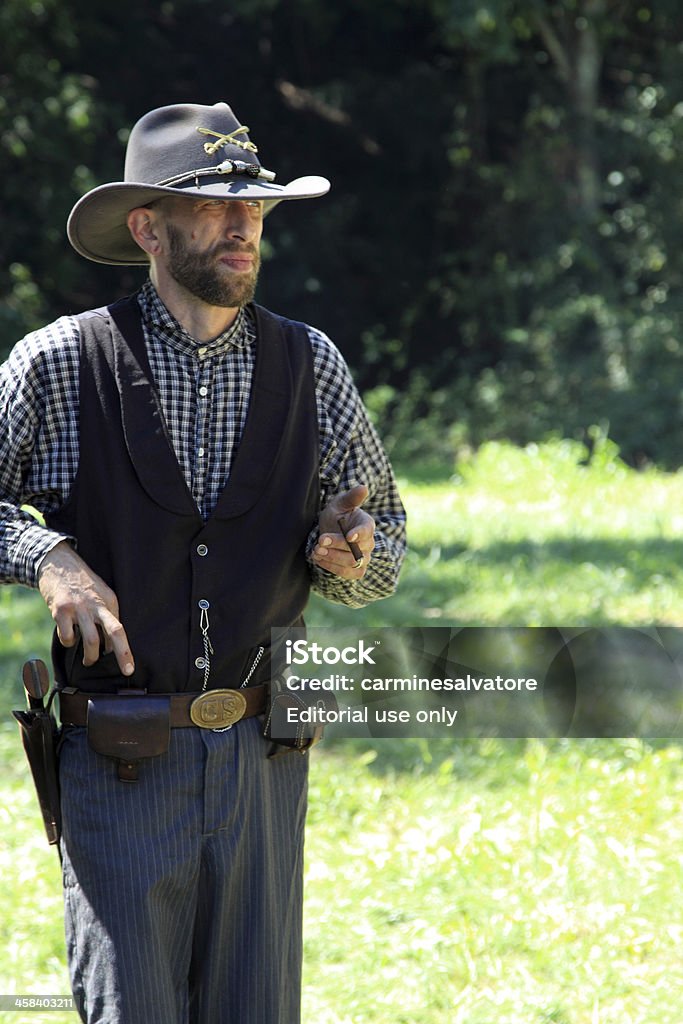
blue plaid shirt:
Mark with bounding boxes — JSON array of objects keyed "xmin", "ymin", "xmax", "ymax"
[{"xmin": 0, "ymin": 281, "xmax": 406, "ymax": 607}]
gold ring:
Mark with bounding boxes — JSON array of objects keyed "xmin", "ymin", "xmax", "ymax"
[{"xmin": 354, "ymin": 557, "xmax": 364, "ymax": 568}]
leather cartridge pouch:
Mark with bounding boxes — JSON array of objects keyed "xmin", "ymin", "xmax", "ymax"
[
  {"xmin": 86, "ymin": 693, "xmax": 170, "ymax": 781},
  {"xmin": 264, "ymin": 682, "xmax": 338, "ymax": 757}
]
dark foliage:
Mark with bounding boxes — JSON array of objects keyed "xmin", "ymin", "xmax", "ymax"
[{"xmin": 3, "ymin": 1, "xmax": 683, "ymax": 466}]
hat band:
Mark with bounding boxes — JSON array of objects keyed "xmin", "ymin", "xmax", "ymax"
[{"xmin": 156, "ymin": 159, "xmax": 276, "ymax": 189}]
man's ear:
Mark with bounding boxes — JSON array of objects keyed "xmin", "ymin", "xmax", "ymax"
[{"xmin": 127, "ymin": 206, "xmax": 163, "ymax": 257}]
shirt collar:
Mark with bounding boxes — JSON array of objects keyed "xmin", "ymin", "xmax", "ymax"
[{"xmin": 137, "ymin": 279, "xmax": 254, "ymax": 357}]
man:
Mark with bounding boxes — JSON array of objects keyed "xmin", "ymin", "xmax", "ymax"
[{"xmin": 0, "ymin": 102, "xmax": 406, "ymax": 1023}]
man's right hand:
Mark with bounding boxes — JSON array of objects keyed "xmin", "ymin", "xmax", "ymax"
[{"xmin": 37, "ymin": 541, "xmax": 135, "ymax": 676}]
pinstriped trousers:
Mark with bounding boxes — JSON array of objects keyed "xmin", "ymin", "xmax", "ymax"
[{"xmin": 58, "ymin": 716, "xmax": 309, "ymax": 1024}]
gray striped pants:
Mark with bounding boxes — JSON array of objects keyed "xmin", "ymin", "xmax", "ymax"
[{"xmin": 59, "ymin": 716, "xmax": 309, "ymax": 1024}]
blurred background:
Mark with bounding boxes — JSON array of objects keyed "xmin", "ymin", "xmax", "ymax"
[
  {"xmin": 4, "ymin": 0, "xmax": 683, "ymax": 472},
  {"xmin": 5, "ymin": 9, "xmax": 683, "ymax": 1021}
]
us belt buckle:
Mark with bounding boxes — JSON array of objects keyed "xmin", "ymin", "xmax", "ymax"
[{"xmin": 190, "ymin": 689, "xmax": 247, "ymax": 731}]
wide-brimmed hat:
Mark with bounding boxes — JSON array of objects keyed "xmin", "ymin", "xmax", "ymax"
[{"xmin": 67, "ymin": 102, "xmax": 331, "ymax": 265}]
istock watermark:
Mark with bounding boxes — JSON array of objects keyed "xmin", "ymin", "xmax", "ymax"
[
  {"xmin": 285, "ymin": 638, "xmax": 380, "ymax": 665},
  {"xmin": 270, "ymin": 625, "xmax": 683, "ymax": 739},
  {"xmin": 0, "ymin": 995, "xmax": 77, "ymax": 1012}
]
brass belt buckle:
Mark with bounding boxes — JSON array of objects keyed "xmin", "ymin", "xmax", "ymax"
[{"xmin": 190, "ymin": 689, "xmax": 247, "ymax": 730}]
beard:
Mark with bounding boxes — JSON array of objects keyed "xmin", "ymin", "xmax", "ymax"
[{"xmin": 165, "ymin": 223, "xmax": 260, "ymax": 308}]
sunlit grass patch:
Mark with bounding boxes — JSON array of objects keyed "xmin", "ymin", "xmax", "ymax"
[
  {"xmin": 393, "ymin": 439, "xmax": 683, "ymax": 627},
  {"xmin": 3, "ymin": 441, "xmax": 683, "ymax": 1021},
  {"xmin": 303, "ymin": 738, "xmax": 683, "ymax": 1023}
]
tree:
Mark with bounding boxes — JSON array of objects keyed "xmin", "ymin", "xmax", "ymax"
[{"xmin": 3, "ymin": 0, "xmax": 683, "ymax": 465}]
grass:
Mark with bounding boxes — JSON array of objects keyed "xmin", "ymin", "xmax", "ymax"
[
  {"xmin": 308, "ymin": 436, "xmax": 683, "ymax": 629},
  {"xmin": 2, "ymin": 439, "xmax": 683, "ymax": 1022},
  {"xmin": 304, "ymin": 737, "xmax": 683, "ymax": 1024}
]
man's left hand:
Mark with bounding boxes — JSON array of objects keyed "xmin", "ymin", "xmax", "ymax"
[{"xmin": 312, "ymin": 484, "xmax": 375, "ymax": 580}]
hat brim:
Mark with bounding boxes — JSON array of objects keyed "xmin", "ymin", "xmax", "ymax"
[{"xmin": 67, "ymin": 175, "xmax": 331, "ymax": 265}]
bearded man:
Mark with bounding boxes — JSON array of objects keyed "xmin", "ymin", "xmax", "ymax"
[{"xmin": 0, "ymin": 102, "xmax": 406, "ymax": 1024}]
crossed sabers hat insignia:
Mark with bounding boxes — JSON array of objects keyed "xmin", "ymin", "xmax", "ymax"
[{"xmin": 197, "ymin": 125, "xmax": 258, "ymax": 156}]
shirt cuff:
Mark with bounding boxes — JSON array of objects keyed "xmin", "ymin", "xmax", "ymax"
[
  {"xmin": 306, "ymin": 530, "xmax": 403, "ymax": 608},
  {"xmin": 9, "ymin": 521, "xmax": 74, "ymax": 589}
]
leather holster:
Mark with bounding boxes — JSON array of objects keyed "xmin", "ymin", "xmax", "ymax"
[{"xmin": 264, "ymin": 683, "xmax": 338, "ymax": 757}]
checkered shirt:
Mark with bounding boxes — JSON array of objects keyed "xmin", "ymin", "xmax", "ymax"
[{"xmin": 0, "ymin": 281, "xmax": 406, "ymax": 607}]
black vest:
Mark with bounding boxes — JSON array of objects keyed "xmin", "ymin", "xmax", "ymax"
[{"xmin": 47, "ymin": 297, "xmax": 319, "ymax": 694}]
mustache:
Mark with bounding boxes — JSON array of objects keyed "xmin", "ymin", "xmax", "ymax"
[{"xmin": 213, "ymin": 242, "xmax": 260, "ymax": 258}]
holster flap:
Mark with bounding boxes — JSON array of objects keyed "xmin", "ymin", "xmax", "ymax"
[
  {"xmin": 86, "ymin": 695, "xmax": 170, "ymax": 760},
  {"xmin": 264, "ymin": 683, "xmax": 338, "ymax": 752}
]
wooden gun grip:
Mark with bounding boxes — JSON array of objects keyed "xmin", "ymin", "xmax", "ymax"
[{"xmin": 22, "ymin": 659, "xmax": 50, "ymax": 702}]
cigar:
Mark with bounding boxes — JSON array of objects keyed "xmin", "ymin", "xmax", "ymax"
[{"xmin": 337, "ymin": 516, "xmax": 363, "ymax": 563}]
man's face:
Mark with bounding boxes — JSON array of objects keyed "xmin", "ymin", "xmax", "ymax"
[{"xmin": 158, "ymin": 197, "xmax": 263, "ymax": 308}]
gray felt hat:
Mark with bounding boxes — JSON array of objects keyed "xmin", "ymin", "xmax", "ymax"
[{"xmin": 67, "ymin": 101, "xmax": 331, "ymax": 265}]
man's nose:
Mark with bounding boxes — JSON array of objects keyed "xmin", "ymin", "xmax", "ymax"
[{"xmin": 223, "ymin": 203, "xmax": 259, "ymax": 241}]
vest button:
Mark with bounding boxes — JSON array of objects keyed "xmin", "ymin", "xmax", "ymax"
[
  {"xmin": 195, "ymin": 657, "xmax": 207, "ymax": 670},
  {"xmin": 197, "ymin": 544, "xmax": 208, "ymax": 557}
]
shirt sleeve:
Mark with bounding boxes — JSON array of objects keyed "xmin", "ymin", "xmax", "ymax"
[
  {"xmin": 0, "ymin": 319, "xmax": 80, "ymax": 588},
  {"xmin": 305, "ymin": 326, "xmax": 407, "ymax": 608}
]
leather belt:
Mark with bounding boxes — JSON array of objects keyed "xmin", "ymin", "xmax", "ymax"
[{"xmin": 59, "ymin": 685, "xmax": 268, "ymax": 730}]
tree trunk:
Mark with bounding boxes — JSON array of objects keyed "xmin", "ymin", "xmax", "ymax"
[
  {"xmin": 570, "ymin": 0, "xmax": 604, "ymax": 219},
  {"xmin": 535, "ymin": 0, "xmax": 605, "ymax": 220}
]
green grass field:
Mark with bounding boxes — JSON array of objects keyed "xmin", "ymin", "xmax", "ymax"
[{"xmin": 2, "ymin": 439, "xmax": 683, "ymax": 1022}]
